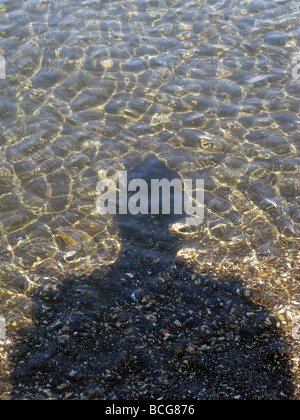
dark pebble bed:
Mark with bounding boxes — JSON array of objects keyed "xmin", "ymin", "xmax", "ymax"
[{"xmin": 0, "ymin": 244, "xmax": 297, "ymax": 400}]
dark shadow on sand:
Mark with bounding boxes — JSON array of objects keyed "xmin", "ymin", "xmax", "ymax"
[{"xmin": 2, "ymin": 155, "xmax": 295, "ymax": 400}]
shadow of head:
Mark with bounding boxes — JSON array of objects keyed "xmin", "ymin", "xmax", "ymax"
[{"xmin": 115, "ymin": 154, "xmax": 186, "ymax": 249}]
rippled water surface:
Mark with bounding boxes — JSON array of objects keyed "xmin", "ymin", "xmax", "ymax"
[{"xmin": 0, "ymin": 0, "xmax": 300, "ymax": 357}]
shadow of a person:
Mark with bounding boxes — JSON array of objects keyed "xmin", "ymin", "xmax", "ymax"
[{"xmin": 2, "ymin": 155, "xmax": 295, "ymax": 400}]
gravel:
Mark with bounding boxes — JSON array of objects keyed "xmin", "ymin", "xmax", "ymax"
[{"xmin": 0, "ymin": 244, "xmax": 298, "ymax": 400}]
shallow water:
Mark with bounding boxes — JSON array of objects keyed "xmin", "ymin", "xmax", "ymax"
[{"xmin": 0, "ymin": 0, "xmax": 299, "ymax": 398}]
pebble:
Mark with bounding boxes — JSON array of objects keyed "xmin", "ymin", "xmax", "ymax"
[
  {"xmin": 200, "ymin": 345, "xmax": 211, "ymax": 351},
  {"xmin": 1, "ymin": 0, "xmax": 299, "ymax": 403},
  {"xmin": 57, "ymin": 334, "xmax": 70, "ymax": 343}
]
